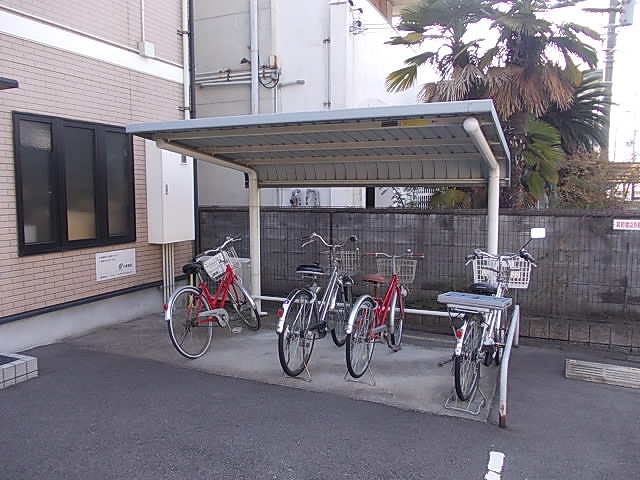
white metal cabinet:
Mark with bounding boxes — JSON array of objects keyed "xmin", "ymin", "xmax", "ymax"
[{"xmin": 145, "ymin": 140, "xmax": 195, "ymax": 244}]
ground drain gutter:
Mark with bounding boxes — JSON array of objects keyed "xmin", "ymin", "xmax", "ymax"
[{"xmin": 565, "ymin": 359, "xmax": 640, "ymax": 389}]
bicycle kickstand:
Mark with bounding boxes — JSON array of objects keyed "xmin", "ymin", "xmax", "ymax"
[
  {"xmin": 344, "ymin": 365, "xmax": 377, "ymax": 387},
  {"xmin": 437, "ymin": 356, "xmax": 454, "ymax": 368}
]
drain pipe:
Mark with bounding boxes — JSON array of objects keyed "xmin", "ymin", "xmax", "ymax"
[
  {"xmin": 463, "ymin": 117, "xmax": 500, "ymax": 255},
  {"xmin": 250, "ymin": 0, "xmax": 259, "ymax": 114}
]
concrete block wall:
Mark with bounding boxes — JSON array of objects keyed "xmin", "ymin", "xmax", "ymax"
[{"xmin": 200, "ymin": 206, "xmax": 640, "ymax": 352}]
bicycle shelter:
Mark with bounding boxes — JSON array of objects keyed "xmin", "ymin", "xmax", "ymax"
[{"xmin": 127, "ymin": 100, "xmax": 511, "ymax": 304}]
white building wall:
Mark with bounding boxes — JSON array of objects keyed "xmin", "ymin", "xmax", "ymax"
[{"xmin": 194, "ymin": 0, "xmax": 422, "ymax": 208}]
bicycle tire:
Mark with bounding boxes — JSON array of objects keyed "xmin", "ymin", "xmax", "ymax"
[
  {"xmin": 345, "ymin": 295, "xmax": 376, "ymax": 378},
  {"xmin": 454, "ymin": 314, "xmax": 481, "ymax": 401},
  {"xmin": 167, "ymin": 286, "xmax": 213, "ymax": 359},
  {"xmin": 483, "ymin": 310, "xmax": 505, "ymax": 366},
  {"xmin": 278, "ymin": 290, "xmax": 316, "ymax": 377},
  {"xmin": 330, "ymin": 283, "xmax": 352, "ymax": 347},
  {"xmin": 483, "ymin": 311, "xmax": 495, "ymax": 367},
  {"xmin": 494, "ymin": 310, "xmax": 507, "ymax": 366},
  {"xmin": 227, "ymin": 280, "xmax": 261, "ymax": 331},
  {"xmin": 387, "ymin": 290, "xmax": 403, "ymax": 349}
]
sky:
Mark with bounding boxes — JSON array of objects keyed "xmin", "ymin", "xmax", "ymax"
[{"xmin": 555, "ymin": 0, "xmax": 639, "ymax": 162}]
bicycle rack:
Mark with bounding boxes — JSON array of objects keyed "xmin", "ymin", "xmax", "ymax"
[{"xmin": 444, "ymin": 387, "xmax": 486, "ymax": 416}]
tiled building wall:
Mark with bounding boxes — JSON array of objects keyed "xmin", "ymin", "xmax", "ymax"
[
  {"xmin": 1, "ymin": 0, "xmax": 182, "ymax": 64},
  {"xmin": 0, "ymin": 3, "xmax": 193, "ymax": 319}
]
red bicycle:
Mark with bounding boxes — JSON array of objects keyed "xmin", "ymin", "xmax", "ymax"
[
  {"xmin": 345, "ymin": 250, "xmax": 423, "ymax": 378},
  {"xmin": 164, "ymin": 236, "xmax": 260, "ymax": 359}
]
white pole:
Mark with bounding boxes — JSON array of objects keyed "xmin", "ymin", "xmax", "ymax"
[
  {"xmin": 248, "ymin": 173, "xmax": 262, "ymax": 312},
  {"xmin": 463, "ymin": 117, "xmax": 500, "ymax": 254}
]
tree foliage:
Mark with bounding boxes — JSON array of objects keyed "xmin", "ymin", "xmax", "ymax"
[{"xmin": 386, "ymin": 0, "xmax": 601, "ymax": 208}]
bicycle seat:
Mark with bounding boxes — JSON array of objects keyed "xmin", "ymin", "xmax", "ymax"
[
  {"xmin": 182, "ymin": 262, "xmax": 204, "ymax": 276},
  {"xmin": 362, "ymin": 273, "xmax": 385, "ymax": 285},
  {"xmin": 468, "ymin": 282, "xmax": 497, "ymax": 296},
  {"xmin": 296, "ymin": 264, "xmax": 324, "ymax": 275}
]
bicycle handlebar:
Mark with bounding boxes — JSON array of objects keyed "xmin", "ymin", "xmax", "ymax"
[
  {"xmin": 300, "ymin": 232, "xmax": 358, "ymax": 250},
  {"xmin": 465, "ymin": 248, "xmax": 537, "ymax": 267},
  {"xmin": 363, "ymin": 250, "xmax": 424, "ymax": 259},
  {"xmin": 201, "ymin": 236, "xmax": 242, "ymax": 256}
]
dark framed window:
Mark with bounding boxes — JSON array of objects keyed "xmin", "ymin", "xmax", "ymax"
[{"xmin": 13, "ymin": 112, "xmax": 135, "ymax": 256}]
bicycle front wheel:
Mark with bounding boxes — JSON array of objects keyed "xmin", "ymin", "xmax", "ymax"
[
  {"xmin": 346, "ymin": 296, "xmax": 376, "ymax": 378},
  {"xmin": 278, "ymin": 290, "xmax": 316, "ymax": 377},
  {"xmin": 330, "ymin": 282, "xmax": 352, "ymax": 347},
  {"xmin": 228, "ymin": 280, "xmax": 261, "ymax": 331},
  {"xmin": 494, "ymin": 309, "xmax": 507, "ymax": 366},
  {"xmin": 454, "ymin": 314, "xmax": 482, "ymax": 401},
  {"xmin": 167, "ymin": 286, "xmax": 213, "ymax": 359},
  {"xmin": 387, "ymin": 290, "xmax": 404, "ymax": 349}
]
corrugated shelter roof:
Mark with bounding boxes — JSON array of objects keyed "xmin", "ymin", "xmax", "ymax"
[{"xmin": 127, "ymin": 100, "xmax": 510, "ymax": 189}]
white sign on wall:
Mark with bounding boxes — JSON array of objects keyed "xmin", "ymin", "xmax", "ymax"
[
  {"xmin": 613, "ymin": 219, "xmax": 640, "ymax": 231},
  {"xmin": 96, "ymin": 248, "xmax": 136, "ymax": 281}
]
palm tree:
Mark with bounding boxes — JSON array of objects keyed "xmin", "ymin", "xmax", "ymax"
[
  {"xmin": 540, "ymin": 70, "xmax": 610, "ymax": 155},
  {"xmin": 522, "ymin": 118, "xmax": 565, "ymax": 203},
  {"xmin": 386, "ymin": 0, "xmax": 600, "ymax": 207}
]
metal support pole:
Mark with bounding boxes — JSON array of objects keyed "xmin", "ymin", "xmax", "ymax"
[{"xmin": 499, "ymin": 304, "xmax": 519, "ymax": 429}]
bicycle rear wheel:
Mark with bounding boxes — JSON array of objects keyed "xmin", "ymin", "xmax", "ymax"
[
  {"xmin": 454, "ymin": 314, "xmax": 481, "ymax": 401},
  {"xmin": 167, "ymin": 286, "xmax": 213, "ymax": 359},
  {"xmin": 278, "ymin": 290, "xmax": 316, "ymax": 377},
  {"xmin": 345, "ymin": 295, "xmax": 376, "ymax": 378},
  {"xmin": 330, "ymin": 282, "xmax": 352, "ymax": 347},
  {"xmin": 227, "ymin": 280, "xmax": 260, "ymax": 331}
]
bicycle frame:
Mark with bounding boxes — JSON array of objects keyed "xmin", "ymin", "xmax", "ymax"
[
  {"xmin": 276, "ymin": 263, "xmax": 342, "ymax": 334},
  {"xmin": 371, "ymin": 274, "xmax": 402, "ymax": 336},
  {"xmin": 451, "ymin": 268, "xmax": 509, "ymax": 356},
  {"xmin": 190, "ymin": 265, "xmax": 238, "ymax": 326}
]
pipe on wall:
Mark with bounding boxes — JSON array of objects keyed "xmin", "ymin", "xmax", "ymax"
[{"xmin": 250, "ymin": 0, "xmax": 259, "ymax": 114}]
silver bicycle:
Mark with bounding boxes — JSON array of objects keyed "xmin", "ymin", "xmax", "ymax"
[
  {"xmin": 276, "ymin": 232, "xmax": 359, "ymax": 378},
  {"xmin": 439, "ymin": 228, "xmax": 545, "ymax": 401}
]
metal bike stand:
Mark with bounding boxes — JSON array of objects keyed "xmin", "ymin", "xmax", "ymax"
[
  {"xmin": 444, "ymin": 387, "xmax": 486, "ymax": 416},
  {"xmin": 343, "ymin": 365, "xmax": 376, "ymax": 386}
]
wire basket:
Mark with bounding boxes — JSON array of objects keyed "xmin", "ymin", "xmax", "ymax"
[
  {"xmin": 201, "ymin": 246, "xmax": 241, "ymax": 280},
  {"xmin": 376, "ymin": 258, "xmax": 418, "ymax": 285},
  {"xmin": 472, "ymin": 257, "xmax": 531, "ymax": 289},
  {"xmin": 320, "ymin": 250, "xmax": 360, "ymax": 276}
]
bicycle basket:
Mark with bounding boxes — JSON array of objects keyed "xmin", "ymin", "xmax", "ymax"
[
  {"xmin": 201, "ymin": 252, "xmax": 227, "ymax": 280},
  {"xmin": 201, "ymin": 246, "xmax": 241, "ymax": 280},
  {"xmin": 376, "ymin": 258, "xmax": 418, "ymax": 285},
  {"xmin": 320, "ymin": 250, "xmax": 360, "ymax": 276},
  {"xmin": 472, "ymin": 257, "xmax": 531, "ymax": 289},
  {"xmin": 221, "ymin": 246, "xmax": 241, "ymax": 276}
]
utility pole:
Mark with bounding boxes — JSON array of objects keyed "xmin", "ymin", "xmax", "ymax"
[{"xmin": 586, "ymin": 0, "xmax": 635, "ymax": 156}]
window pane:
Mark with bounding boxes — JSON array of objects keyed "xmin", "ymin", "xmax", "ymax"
[
  {"xmin": 64, "ymin": 126, "xmax": 96, "ymax": 240},
  {"xmin": 105, "ymin": 131, "xmax": 131, "ymax": 236},
  {"xmin": 18, "ymin": 120, "xmax": 53, "ymax": 244}
]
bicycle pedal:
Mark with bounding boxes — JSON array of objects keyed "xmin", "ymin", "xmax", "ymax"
[{"xmin": 371, "ymin": 325, "xmax": 387, "ymax": 335}]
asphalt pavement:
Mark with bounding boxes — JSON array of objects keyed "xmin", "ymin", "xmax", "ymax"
[{"xmin": 1, "ymin": 311, "xmax": 639, "ymax": 479}]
